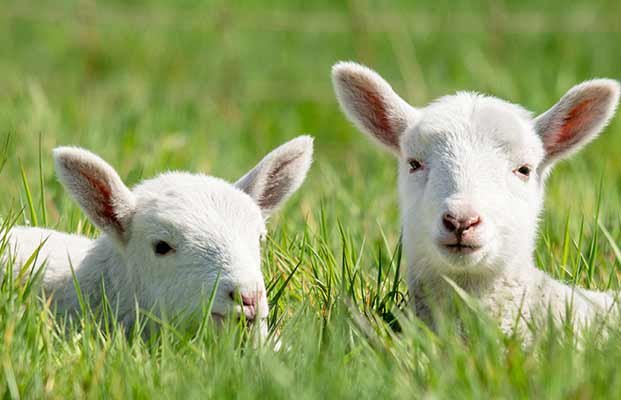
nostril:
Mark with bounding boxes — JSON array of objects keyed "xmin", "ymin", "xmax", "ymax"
[
  {"xmin": 459, "ymin": 216, "xmax": 481, "ymax": 233},
  {"xmin": 463, "ymin": 216, "xmax": 481, "ymax": 230},
  {"xmin": 442, "ymin": 213, "xmax": 458, "ymax": 232},
  {"xmin": 241, "ymin": 293, "xmax": 257, "ymax": 307}
]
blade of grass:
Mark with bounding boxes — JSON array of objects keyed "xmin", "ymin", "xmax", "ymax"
[
  {"xmin": 19, "ymin": 159, "xmax": 38, "ymax": 227},
  {"xmin": 38, "ymin": 133, "xmax": 48, "ymax": 226}
]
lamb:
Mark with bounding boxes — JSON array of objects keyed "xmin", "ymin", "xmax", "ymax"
[
  {"xmin": 332, "ymin": 61, "xmax": 621, "ymax": 337},
  {"xmin": 2, "ymin": 136, "xmax": 314, "ymax": 338}
]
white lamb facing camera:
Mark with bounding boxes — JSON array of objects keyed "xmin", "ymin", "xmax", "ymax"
[
  {"xmin": 332, "ymin": 61, "xmax": 620, "ymax": 338},
  {"xmin": 2, "ymin": 135, "xmax": 313, "ymax": 339}
]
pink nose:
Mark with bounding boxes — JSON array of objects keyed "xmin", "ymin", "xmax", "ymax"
[
  {"xmin": 229, "ymin": 290, "xmax": 263, "ymax": 321},
  {"xmin": 442, "ymin": 212, "xmax": 481, "ymax": 236},
  {"xmin": 240, "ymin": 293, "xmax": 258, "ymax": 307}
]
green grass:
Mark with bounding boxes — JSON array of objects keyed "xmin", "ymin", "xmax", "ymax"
[{"xmin": 2, "ymin": 0, "xmax": 621, "ymax": 398}]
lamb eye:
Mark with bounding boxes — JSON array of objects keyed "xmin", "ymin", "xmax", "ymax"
[
  {"xmin": 408, "ymin": 159, "xmax": 423, "ymax": 173},
  {"xmin": 514, "ymin": 164, "xmax": 532, "ymax": 180},
  {"xmin": 154, "ymin": 241, "xmax": 174, "ymax": 256}
]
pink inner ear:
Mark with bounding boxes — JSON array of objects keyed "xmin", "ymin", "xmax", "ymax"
[
  {"xmin": 80, "ymin": 171, "xmax": 124, "ymax": 234},
  {"xmin": 351, "ymin": 79, "xmax": 399, "ymax": 149},
  {"xmin": 545, "ymin": 98, "xmax": 596, "ymax": 156},
  {"xmin": 557, "ymin": 99, "xmax": 594, "ymax": 143}
]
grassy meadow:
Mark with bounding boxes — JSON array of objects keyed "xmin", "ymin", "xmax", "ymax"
[{"xmin": 2, "ymin": 0, "xmax": 621, "ymax": 398}]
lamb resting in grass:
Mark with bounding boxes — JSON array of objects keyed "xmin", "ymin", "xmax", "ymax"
[
  {"xmin": 2, "ymin": 136, "xmax": 313, "ymax": 337},
  {"xmin": 332, "ymin": 61, "xmax": 621, "ymax": 336}
]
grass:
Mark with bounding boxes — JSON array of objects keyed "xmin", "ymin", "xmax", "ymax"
[{"xmin": 2, "ymin": 0, "xmax": 621, "ymax": 398}]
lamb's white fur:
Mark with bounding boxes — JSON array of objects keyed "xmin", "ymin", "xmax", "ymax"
[
  {"xmin": 2, "ymin": 136, "xmax": 314, "ymax": 337},
  {"xmin": 332, "ymin": 61, "xmax": 621, "ymax": 336}
]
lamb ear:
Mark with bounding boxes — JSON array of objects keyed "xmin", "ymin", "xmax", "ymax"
[
  {"xmin": 332, "ymin": 61, "xmax": 419, "ymax": 156},
  {"xmin": 53, "ymin": 147, "xmax": 136, "ymax": 243},
  {"xmin": 535, "ymin": 79, "xmax": 620, "ymax": 169},
  {"xmin": 235, "ymin": 136, "xmax": 313, "ymax": 218}
]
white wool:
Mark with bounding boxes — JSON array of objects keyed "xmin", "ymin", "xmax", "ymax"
[
  {"xmin": 3, "ymin": 135, "xmax": 314, "ymax": 337},
  {"xmin": 333, "ymin": 61, "xmax": 621, "ymax": 337}
]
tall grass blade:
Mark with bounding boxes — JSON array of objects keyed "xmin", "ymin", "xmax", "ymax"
[{"xmin": 18, "ymin": 160, "xmax": 38, "ymax": 227}]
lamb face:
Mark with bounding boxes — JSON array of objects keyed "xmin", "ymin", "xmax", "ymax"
[
  {"xmin": 397, "ymin": 94, "xmax": 545, "ymax": 277},
  {"xmin": 332, "ymin": 61, "xmax": 620, "ymax": 282},
  {"xmin": 127, "ymin": 173, "xmax": 269, "ymax": 323},
  {"xmin": 53, "ymin": 135, "xmax": 313, "ymax": 328}
]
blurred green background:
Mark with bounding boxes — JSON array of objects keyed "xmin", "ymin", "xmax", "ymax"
[
  {"xmin": 2, "ymin": 0, "xmax": 620, "ymax": 237},
  {"xmin": 2, "ymin": 1, "xmax": 621, "ymax": 398}
]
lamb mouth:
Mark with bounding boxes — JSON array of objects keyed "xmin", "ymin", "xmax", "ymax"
[{"xmin": 443, "ymin": 243, "xmax": 481, "ymax": 254}]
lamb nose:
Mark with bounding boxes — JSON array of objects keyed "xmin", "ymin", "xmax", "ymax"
[
  {"xmin": 228, "ymin": 290, "xmax": 258, "ymax": 306},
  {"xmin": 229, "ymin": 290, "xmax": 261, "ymax": 320},
  {"xmin": 442, "ymin": 213, "xmax": 481, "ymax": 234}
]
